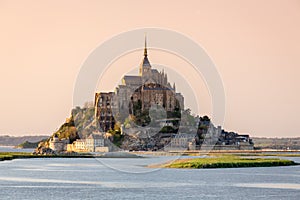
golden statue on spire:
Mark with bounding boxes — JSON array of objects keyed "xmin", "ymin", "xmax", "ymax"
[{"xmin": 144, "ymin": 33, "xmax": 147, "ymax": 57}]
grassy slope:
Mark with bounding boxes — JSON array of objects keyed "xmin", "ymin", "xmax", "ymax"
[
  {"xmin": 0, "ymin": 152, "xmax": 32, "ymax": 160},
  {"xmin": 16, "ymin": 140, "xmax": 45, "ymax": 149},
  {"xmin": 163, "ymin": 155, "xmax": 298, "ymax": 169}
]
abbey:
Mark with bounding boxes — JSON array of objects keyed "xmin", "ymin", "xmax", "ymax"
[{"xmin": 95, "ymin": 37, "xmax": 184, "ymax": 131}]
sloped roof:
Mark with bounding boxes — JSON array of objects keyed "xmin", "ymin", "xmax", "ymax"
[
  {"xmin": 123, "ymin": 75, "xmax": 142, "ymax": 85},
  {"xmin": 151, "ymin": 69, "xmax": 159, "ymax": 74},
  {"xmin": 141, "ymin": 56, "xmax": 151, "ymax": 67},
  {"xmin": 88, "ymin": 133, "xmax": 104, "ymax": 139}
]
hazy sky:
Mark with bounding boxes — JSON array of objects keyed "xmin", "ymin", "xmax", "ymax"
[{"xmin": 0, "ymin": 0, "xmax": 300, "ymax": 137}]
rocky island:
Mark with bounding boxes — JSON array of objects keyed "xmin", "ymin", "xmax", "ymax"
[{"xmin": 35, "ymin": 39, "xmax": 255, "ymax": 155}]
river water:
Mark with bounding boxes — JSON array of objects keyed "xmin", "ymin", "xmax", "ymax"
[{"xmin": 0, "ymin": 148, "xmax": 299, "ymax": 199}]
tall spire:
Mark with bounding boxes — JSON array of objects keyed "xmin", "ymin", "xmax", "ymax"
[
  {"xmin": 139, "ymin": 34, "xmax": 151, "ymax": 76},
  {"xmin": 144, "ymin": 34, "xmax": 148, "ymax": 57}
]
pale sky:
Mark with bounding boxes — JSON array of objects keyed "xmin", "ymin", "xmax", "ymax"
[{"xmin": 0, "ymin": 0, "xmax": 300, "ymax": 137}]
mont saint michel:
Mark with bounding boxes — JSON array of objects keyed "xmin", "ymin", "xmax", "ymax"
[
  {"xmin": 35, "ymin": 37, "xmax": 254, "ymax": 154},
  {"xmin": 1, "ymin": 2, "xmax": 299, "ymax": 200}
]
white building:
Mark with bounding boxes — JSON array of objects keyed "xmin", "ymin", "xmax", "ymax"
[
  {"xmin": 73, "ymin": 139, "xmax": 87, "ymax": 151},
  {"xmin": 85, "ymin": 133, "xmax": 106, "ymax": 152}
]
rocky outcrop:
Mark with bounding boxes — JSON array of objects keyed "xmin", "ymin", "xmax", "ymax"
[
  {"xmin": 34, "ymin": 105, "xmax": 100, "ymax": 154},
  {"xmin": 35, "ymin": 115, "xmax": 80, "ymax": 155},
  {"xmin": 33, "ymin": 146, "xmax": 56, "ymax": 155}
]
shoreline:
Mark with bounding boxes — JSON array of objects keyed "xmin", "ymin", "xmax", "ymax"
[
  {"xmin": 1, "ymin": 151, "xmax": 299, "ymax": 170},
  {"xmin": 0, "ymin": 152, "xmax": 143, "ymax": 162}
]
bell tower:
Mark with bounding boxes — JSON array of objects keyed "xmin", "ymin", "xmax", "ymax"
[{"xmin": 139, "ymin": 35, "xmax": 151, "ymax": 76}]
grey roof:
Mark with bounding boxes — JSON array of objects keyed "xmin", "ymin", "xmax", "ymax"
[
  {"xmin": 151, "ymin": 69, "xmax": 159, "ymax": 74},
  {"xmin": 123, "ymin": 76, "xmax": 142, "ymax": 85},
  {"xmin": 142, "ymin": 56, "xmax": 151, "ymax": 67},
  {"xmin": 124, "ymin": 75, "xmax": 141, "ymax": 80},
  {"xmin": 88, "ymin": 134, "xmax": 104, "ymax": 139}
]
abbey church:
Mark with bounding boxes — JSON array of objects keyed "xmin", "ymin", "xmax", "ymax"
[{"xmin": 95, "ymin": 37, "xmax": 184, "ymax": 131}]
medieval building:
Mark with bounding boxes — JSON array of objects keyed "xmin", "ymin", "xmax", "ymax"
[
  {"xmin": 95, "ymin": 37, "xmax": 184, "ymax": 131},
  {"xmin": 94, "ymin": 92, "xmax": 115, "ymax": 131}
]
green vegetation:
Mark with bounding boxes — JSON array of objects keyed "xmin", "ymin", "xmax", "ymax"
[
  {"xmin": 181, "ymin": 108, "xmax": 196, "ymax": 126},
  {"xmin": 0, "ymin": 152, "xmax": 52, "ymax": 161},
  {"xmin": 131, "ymin": 98, "xmax": 183, "ymax": 128},
  {"xmin": 0, "ymin": 152, "xmax": 32, "ymax": 161},
  {"xmin": 37, "ymin": 115, "xmax": 81, "ymax": 151},
  {"xmin": 0, "ymin": 152, "xmax": 142, "ymax": 161},
  {"xmin": 54, "ymin": 115, "xmax": 79, "ymax": 143},
  {"xmin": 0, "ymin": 152, "xmax": 94, "ymax": 161},
  {"xmin": 108, "ymin": 122, "xmax": 124, "ymax": 147},
  {"xmin": 16, "ymin": 140, "xmax": 46, "ymax": 149},
  {"xmin": 162, "ymin": 155, "xmax": 298, "ymax": 169}
]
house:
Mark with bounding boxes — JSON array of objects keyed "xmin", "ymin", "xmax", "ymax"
[
  {"xmin": 66, "ymin": 139, "xmax": 87, "ymax": 152},
  {"xmin": 165, "ymin": 133, "xmax": 196, "ymax": 150},
  {"xmin": 85, "ymin": 133, "xmax": 108, "ymax": 152}
]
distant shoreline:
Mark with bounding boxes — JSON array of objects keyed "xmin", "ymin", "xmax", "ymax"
[{"xmin": 0, "ymin": 135, "xmax": 48, "ymax": 147}]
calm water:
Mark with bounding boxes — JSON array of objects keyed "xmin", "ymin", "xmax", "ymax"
[
  {"xmin": 0, "ymin": 149, "xmax": 299, "ymax": 199},
  {"xmin": 0, "ymin": 146, "xmax": 34, "ymax": 153}
]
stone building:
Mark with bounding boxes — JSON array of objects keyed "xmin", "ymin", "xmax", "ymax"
[
  {"xmin": 66, "ymin": 133, "xmax": 109, "ymax": 153},
  {"xmin": 94, "ymin": 92, "xmax": 115, "ymax": 131},
  {"xmin": 67, "ymin": 139, "xmax": 86, "ymax": 152},
  {"xmin": 49, "ymin": 136, "xmax": 68, "ymax": 152},
  {"xmin": 95, "ymin": 37, "xmax": 184, "ymax": 131},
  {"xmin": 73, "ymin": 139, "xmax": 87, "ymax": 152},
  {"xmin": 165, "ymin": 133, "xmax": 197, "ymax": 151},
  {"xmin": 85, "ymin": 132, "xmax": 105, "ymax": 152}
]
